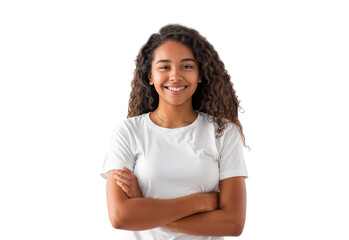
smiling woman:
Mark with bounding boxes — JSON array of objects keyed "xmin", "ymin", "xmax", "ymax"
[{"xmin": 101, "ymin": 24, "xmax": 248, "ymax": 239}]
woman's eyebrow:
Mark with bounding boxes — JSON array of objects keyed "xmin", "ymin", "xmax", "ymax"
[
  {"xmin": 156, "ymin": 59, "xmax": 171, "ymax": 64},
  {"xmin": 181, "ymin": 58, "xmax": 196, "ymax": 63},
  {"xmin": 156, "ymin": 58, "xmax": 196, "ymax": 64}
]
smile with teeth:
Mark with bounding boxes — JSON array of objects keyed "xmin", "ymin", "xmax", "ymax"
[{"xmin": 165, "ymin": 86, "xmax": 188, "ymax": 92}]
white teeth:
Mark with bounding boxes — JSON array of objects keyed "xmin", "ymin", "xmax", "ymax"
[{"xmin": 168, "ymin": 86, "xmax": 186, "ymax": 92}]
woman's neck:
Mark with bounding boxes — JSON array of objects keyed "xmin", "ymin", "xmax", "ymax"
[{"xmin": 152, "ymin": 102, "xmax": 197, "ymax": 128}]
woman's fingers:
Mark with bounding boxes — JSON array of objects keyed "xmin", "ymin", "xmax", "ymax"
[
  {"xmin": 116, "ymin": 180, "xmax": 131, "ymax": 197},
  {"xmin": 114, "ymin": 169, "xmax": 132, "ymax": 183},
  {"xmin": 114, "ymin": 167, "xmax": 143, "ymax": 198},
  {"xmin": 114, "ymin": 173, "xmax": 131, "ymax": 185},
  {"xmin": 114, "ymin": 169, "xmax": 136, "ymax": 197},
  {"xmin": 122, "ymin": 167, "xmax": 138, "ymax": 180},
  {"xmin": 114, "ymin": 174, "xmax": 131, "ymax": 186},
  {"xmin": 121, "ymin": 167, "xmax": 138, "ymax": 181}
]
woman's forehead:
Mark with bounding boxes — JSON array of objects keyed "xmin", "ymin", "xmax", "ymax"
[{"xmin": 153, "ymin": 41, "xmax": 195, "ymax": 62}]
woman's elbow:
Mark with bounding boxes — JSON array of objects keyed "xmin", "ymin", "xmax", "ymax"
[
  {"xmin": 110, "ymin": 217, "xmax": 122, "ymax": 229},
  {"xmin": 228, "ymin": 221, "xmax": 245, "ymax": 236},
  {"xmin": 109, "ymin": 209, "xmax": 127, "ymax": 229}
]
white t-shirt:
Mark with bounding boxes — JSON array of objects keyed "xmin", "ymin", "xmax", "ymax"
[{"xmin": 101, "ymin": 111, "xmax": 248, "ymax": 240}]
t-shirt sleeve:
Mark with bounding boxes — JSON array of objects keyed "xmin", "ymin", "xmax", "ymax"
[
  {"xmin": 100, "ymin": 122, "xmax": 135, "ymax": 180},
  {"xmin": 218, "ymin": 123, "xmax": 248, "ymax": 181}
]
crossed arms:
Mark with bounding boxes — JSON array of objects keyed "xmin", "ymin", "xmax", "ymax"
[{"xmin": 105, "ymin": 168, "xmax": 246, "ymax": 236}]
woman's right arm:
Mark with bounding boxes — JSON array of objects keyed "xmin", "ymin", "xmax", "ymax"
[{"xmin": 106, "ymin": 170, "xmax": 218, "ymax": 231}]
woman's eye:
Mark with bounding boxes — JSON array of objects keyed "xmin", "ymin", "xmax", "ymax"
[
  {"xmin": 159, "ymin": 66, "xmax": 170, "ymax": 70},
  {"xmin": 182, "ymin": 65, "xmax": 193, "ymax": 69}
]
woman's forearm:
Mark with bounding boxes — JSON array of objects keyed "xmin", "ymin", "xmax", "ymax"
[
  {"xmin": 107, "ymin": 171, "xmax": 218, "ymax": 231},
  {"xmin": 114, "ymin": 193, "xmax": 213, "ymax": 231},
  {"xmin": 164, "ymin": 209, "xmax": 244, "ymax": 236}
]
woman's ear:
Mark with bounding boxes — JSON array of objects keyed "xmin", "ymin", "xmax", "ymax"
[{"xmin": 148, "ymin": 73, "xmax": 153, "ymax": 85}]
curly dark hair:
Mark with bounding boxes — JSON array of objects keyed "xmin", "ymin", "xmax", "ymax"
[{"xmin": 127, "ymin": 24, "xmax": 248, "ymax": 148}]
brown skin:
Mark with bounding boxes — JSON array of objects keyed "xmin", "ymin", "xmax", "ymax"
[
  {"xmin": 114, "ymin": 168, "xmax": 247, "ymax": 236},
  {"xmin": 106, "ymin": 170, "xmax": 219, "ymax": 231}
]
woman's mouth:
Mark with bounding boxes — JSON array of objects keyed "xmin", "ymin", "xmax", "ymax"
[{"xmin": 164, "ymin": 86, "xmax": 188, "ymax": 93}]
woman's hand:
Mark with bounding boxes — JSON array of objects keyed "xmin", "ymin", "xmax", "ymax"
[{"xmin": 114, "ymin": 167, "xmax": 143, "ymax": 198}]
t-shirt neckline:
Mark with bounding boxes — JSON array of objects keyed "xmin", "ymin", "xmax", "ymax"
[{"xmin": 144, "ymin": 110, "xmax": 201, "ymax": 132}]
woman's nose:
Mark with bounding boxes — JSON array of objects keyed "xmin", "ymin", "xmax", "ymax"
[{"xmin": 169, "ymin": 68, "xmax": 182, "ymax": 81}]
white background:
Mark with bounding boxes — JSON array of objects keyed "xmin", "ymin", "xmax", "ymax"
[{"xmin": 1, "ymin": 0, "xmax": 348, "ymax": 239}]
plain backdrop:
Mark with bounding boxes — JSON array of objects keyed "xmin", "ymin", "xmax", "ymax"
[{"xmin": 1, "ymin": 0, "xmax": 348, "ymax": 239}]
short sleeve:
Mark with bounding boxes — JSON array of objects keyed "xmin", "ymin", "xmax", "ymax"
[
  {"xmin": 218, "ymin": 123, "xmax": 248, "ymax": 181},
  {"xmin": 100, "ymin": 122, "xmax": 135, "ymax": 180}
]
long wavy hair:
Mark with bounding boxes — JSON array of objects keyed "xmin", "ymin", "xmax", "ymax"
[{"xmin": 127, "ymin": 24, "xmax": 248, "ymax": 148}]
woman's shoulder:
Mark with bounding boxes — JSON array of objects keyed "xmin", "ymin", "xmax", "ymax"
[
  {"xmin": 112, "ymin": 113, "xmax": 148, "ymax": 134},
  {"xmin": 124, "ymin": 113, "xmax": 147, "ymax": 124}
]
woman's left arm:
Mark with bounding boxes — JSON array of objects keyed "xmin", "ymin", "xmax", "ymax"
[{"xmin": 163, "ymin": 176, "xmax": 246, "ymax": 236}]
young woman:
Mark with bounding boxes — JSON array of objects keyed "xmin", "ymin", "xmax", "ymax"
[{"xmin": 101, "ymin": 24, "xmax": 248, "ymax": 239}]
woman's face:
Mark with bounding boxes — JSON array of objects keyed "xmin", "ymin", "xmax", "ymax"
[{"xmin": 149, "ymin": 40, "xmax": 201, "ymax": 108}]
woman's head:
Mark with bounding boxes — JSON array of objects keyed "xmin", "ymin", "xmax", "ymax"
[
  {"xmin": 128, "ymin": 24, "xmax": 247, "ymax": 146},
  {"xmin": 149, "ymin": 40, "xmax": 201, "ymax": 109}
]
